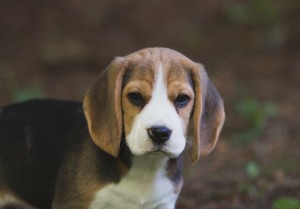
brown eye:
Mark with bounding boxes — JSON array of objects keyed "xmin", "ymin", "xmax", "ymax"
[
  {"xmin": 174, "ymin": 94, "xmax": 191, "ymax": 108},
  {"xmin": 127, "ymin": 92, "xmax": 145, "ymax": 107}
]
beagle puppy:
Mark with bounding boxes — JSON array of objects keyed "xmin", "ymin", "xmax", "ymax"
[{"xmin": 0, "ymin": 48, "xmax": 225, "ymax": 209}]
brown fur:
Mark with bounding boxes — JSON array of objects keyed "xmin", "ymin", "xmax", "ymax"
[
  {"xmin": 83, "ymin": 58, "xmax": 128, "ymax": 157},
  {"xmin": 52, "ymin": 137, "xmax": 131, "ymax": 209},
  {"xmin": 189, "ymin": 65, "xmax": 225, "ymax": 162}
]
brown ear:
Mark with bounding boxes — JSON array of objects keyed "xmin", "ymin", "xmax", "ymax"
[
  {"xmin": 190, "ymin": 64, "xmax": 225, "ymax": 163},
  {"xmin": 83, "ymin": 57, "xmax": 127, "ymax": 157}
]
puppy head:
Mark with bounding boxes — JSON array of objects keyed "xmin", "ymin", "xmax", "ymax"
[{"xmin": 83, "ymin": 48, "xmax": 225, "ymax": 163}]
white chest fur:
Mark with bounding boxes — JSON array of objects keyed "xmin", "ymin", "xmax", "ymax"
[{"xmin": 89, "ymin": 156, "xmax": 178, "ymax": 209}]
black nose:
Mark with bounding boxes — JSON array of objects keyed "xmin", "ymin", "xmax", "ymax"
[{"xmin": 147, "ymin": 126, "xmax": 172, "ymax": 144}]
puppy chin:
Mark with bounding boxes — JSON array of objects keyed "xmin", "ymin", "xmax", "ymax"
[
  {"xmin": 127, "ymin": 141, "xmax": 185, "ymax": 159},
  {"xmin": 160, "ymin": 146, "xmax": 185, "ymax": 158}
]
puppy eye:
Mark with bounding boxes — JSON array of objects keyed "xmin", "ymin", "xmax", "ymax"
[
  {"xmin": 174, "ymin": 94, "xmax": 191, "ymax": 108},
  {"xmin": 127, "ymin": 92, "xmax": 145, "ymax": 107}
]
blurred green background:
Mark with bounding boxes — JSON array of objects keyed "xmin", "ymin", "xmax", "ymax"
[{"xmin": 0, "ymin": 0, "xmax": 299, "ymax": 208}]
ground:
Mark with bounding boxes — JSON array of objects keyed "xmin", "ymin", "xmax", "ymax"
[{"xmin": 0, "ymin": 0, "xmax": 300, "ymax": 208}]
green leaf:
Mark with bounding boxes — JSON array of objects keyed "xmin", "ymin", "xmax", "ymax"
[
  {"xmin": 245, "ymin": 161, "xmax": 260, "ymax": 179},
  {"xmin": 13, "ymin": 86, "xmax": 43, "ymax": 102},
  {"xmin": 273, "ymin": 197, "xmax": 300, "ymax": 209}
]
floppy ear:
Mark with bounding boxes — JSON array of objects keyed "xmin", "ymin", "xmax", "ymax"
[
  {"xmin": 83, "ymin": 57, "xmax": 127, "ymax": 157},
  {"xmin": 190, "ymin": 64, "xmax": 225, "ymax": 163}
]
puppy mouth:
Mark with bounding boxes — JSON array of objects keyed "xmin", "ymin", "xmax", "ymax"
[{"xmin": 145, "ymin": 146, "xmax": 179, "ymax": 158}]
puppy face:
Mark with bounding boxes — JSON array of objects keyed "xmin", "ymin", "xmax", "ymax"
[
  {"xmin": 122, "ymin": 62, "xmax": 194, "ymax": 157},
  {"xmin": 84, "ymin": 48, "xmax": 225, "ymax": 162}
]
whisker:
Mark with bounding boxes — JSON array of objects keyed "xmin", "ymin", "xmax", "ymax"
[
  {"xmin": 183, "ymin": 145, "xmax": 193, "ymax": 161},
  {"xmin": 120, "ymin": 139, "xmax": 131, "ymax": 159},
  {"xmin": 183, "ymin": 135, "xmax": 198, "ymax": 161}
]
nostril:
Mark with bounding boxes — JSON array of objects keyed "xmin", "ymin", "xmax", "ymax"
[{"xmin": 147, "ymin": 126, "xmax": 172, "ymax": 144}]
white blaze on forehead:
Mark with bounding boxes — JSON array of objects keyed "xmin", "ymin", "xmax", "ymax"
[
  {"xmin": 151, "ymin": 63, "xmax": 169, "ymax": 106},
  {"xmin": 146, "ymin": 63, "xmax": 174, "ymax": 126},
  {"xmin": 126, "ymin": 62, "xmax": 186, "ymax": 156}
]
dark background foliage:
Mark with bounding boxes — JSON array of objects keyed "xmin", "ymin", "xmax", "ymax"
[{"xmin": 0, "ymin": 0, "xmax": 300, "ymax": 208}]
